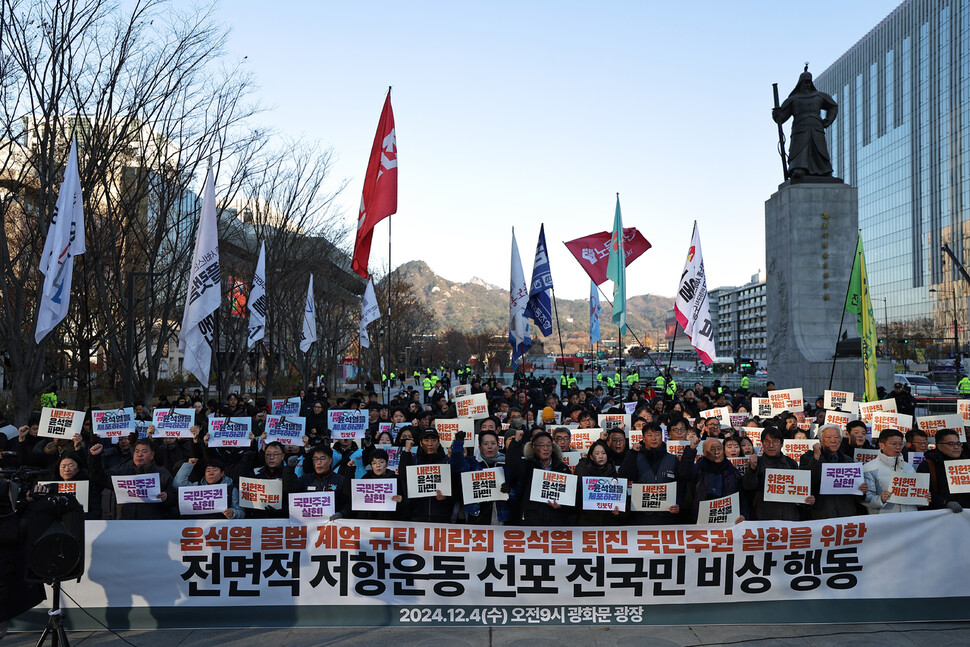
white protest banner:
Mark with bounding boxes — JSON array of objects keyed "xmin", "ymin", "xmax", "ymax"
[
  {"xmin": 742, "ymin": 428, "xmax": 764, "ymax": 451},
  {"xmin": 38, "ymin": 407, "xmax": 85, "ymax": 439},
  {"xmin": 888, "ymin": 473, "xmax": 930, "ymax": 506},
  {"xmin": 819, "ymin": 464, "xmax": 864, "ymax": 495},
  {"xmin": 152, "ymin": 408, "xmax": 195, "ymax": 439},
  {"xmin": 697, "ymin": 492, "xmax": 740, "ymax": 525},
  {"xmin": 763, "ymin": 468, "xmax": 812, "ymax": 503},
  {"xmin": 598, "ymin": 413, "xmax": 631, "ymax": 432},
  {"xmin": 854, "ymin": 448, "xmax": 880, "ymax": 464},
  {"xmin": 561, "ymin": 451, "xmax": 582, "ymax": 473},
  {"xmin": 871, "ymin": 411, "xmax": 912, "ymax": 434},
  {"xmin": 781, "ymin": 439, "xmax": 815, "ymax": 462},
  {"xmin": 48, "ymin": 511, "xmax": 970, "ymax": 617},
  {"xmin": 916, "ymin": 414, "xmax": 966, "ymax": 443},
  {"xmin": 406, "ymin": 464, "xmax": 452, "ymax": 498},
  {"xmin": 265, "ymin": 415, "xmax": 306, "ymax": 445},
  {"xmin": 328, "ymin": 409, "xmax": 368, "ymax": 440},
  {"xmin": 567, "ymin": 428, "xmax": 602, "ymax": 452},
  {"xmin": 38, "ymin": 480, "xmax": 89, "ymax": 512},
  {"xmin": 433, "ymin": 418, "xmax": 475, "ymax": 445},
  {"xmin": 580, "ymin": 476, "xmax": 627, "ymax": 512},
  {"xmin": 768, "ymin": 388, "xmax": 804, "ymax": 415},
  {"xmin": 945, "ymin": 459, "xmax": 970, "ymax": 494},
  {"xmin": 728, "ymin": 456, "xmax": 749, "ymax": 476},
  {"xmin": 630, "ymin": 482, "xmax": 676, "ymax": 512},
  {"xmin": 824, "ymin": 390, "xmax": 854, "ymax": 411},
  {"xmin": 455, "ymin": 393, "xmax": 488, "ymax": 419},
  {"xmin": 529, "ymin": 469, "xmax": 578, "ymax": 506},
  {"xmin": 374, "ymin": 445, "xmax": 407, "ymax": 472},
  {"xmin": 238, "ymin": 477, "xmax": 282, "ymax": 511},
  {"xmin": 629, "ymin": 428, "xmax": 643, "ymax": 446},
  {"xmin": 350, "ymin": 479, "xmax": 398, "ymax": 511},
  {"xmin": 450, "ymin": 384, "xmax": 470, "ymax": 399},
  {"xmin": 208, "ymin": 416, "xmax": 252, "ymax": 447},
  {"xmin": 958, "ymin": 399, "xmax": 970, "ymax": 425},
  {"xmin": 728, "ymin": 413, "xmax": 748, "ymax": 429},
  {"xmin": 289, "ymin": 491, "xmax": 335, "ymax": 520},
  {"xmin": 92, "ymin": 408, "xmax": 135, "ymax": 439},
  {"xmin": 178, "ymin": 483, "xmax": 227, "ymax": 516},
  {"xmin": 858, "ymin": 398, "xmax": 897, "ymax": 422},
  {"xmin": 271, "ymin": 398, "xmax": 302, "ymax": 416},
  {"xmin": 699, "ymin": 407, "xmax": 730, "ymax": 422},
  {"xmin": 460, "ymin": 469, "xmax": 507, "ymax": 505},
  {"xmin": 750, "ymin": 397, "xmax": 773, "ymax": 418},
  {"xmin": 666, "ymin": 440, "xmax": 690, "ymax": 460},
  {"xmin": 377, "ymin": 422, "xmax": 393, "ymax": 438},
  {"xmin": 796, "ymin": 421, "xmax": 816, "ymax": 435},
  {"xmin": 623, "ymin": 401, "xmax": 638, "ymax": 415},
  {"xmin": 824, "ymin": 410, "xmax": 852, "ymax": 429},
  {"xmin": 908, "ymin": 452, "xmax": 925, "ymax": 470},
  {"xmin": 111, "ymin": 473, "xmax": 161, "ymax": 504}
]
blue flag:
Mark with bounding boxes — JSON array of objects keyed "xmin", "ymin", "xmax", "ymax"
[
  {"xmin": 589, "ymin": 281, "xmax": 601, "ymax": 345},
  {"xmin": 606, "ymin": 196, "xmax": 626, "ymax": 333},
  {"xmin": 525, "ymin": 224, "xmax": 554, "ymax": 336}
]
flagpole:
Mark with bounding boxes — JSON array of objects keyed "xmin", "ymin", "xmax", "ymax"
[
  {"xmin": 550, "ymin": 286, "xmax": 568, "ymax": 391},
  {"xmin": 594, "ymin": 284, "xmax": 664, "ymax": 378},
  {"xmin": 829, "ymin": 231, "xmax": 860, "ymax": 391},
  {"xmin": 385, "ymin": 216, "xmax": 392, "ymax": 405}
]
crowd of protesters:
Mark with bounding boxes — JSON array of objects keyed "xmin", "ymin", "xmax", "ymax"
[{"xmin": 1, "ymin": 369, "xmax": 965, "ymax": 525}]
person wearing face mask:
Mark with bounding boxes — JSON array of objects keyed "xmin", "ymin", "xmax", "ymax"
[
  {"xmin": 918, "ymin": 429, "xmax": 970, "ymax": 511},
  {"xmin": 449, "ymin": 429, "xmax": 511, "ymax": 524},
  {"xmin": 863, "ymin": 429, "xmax": 928, "ymax": 513}
]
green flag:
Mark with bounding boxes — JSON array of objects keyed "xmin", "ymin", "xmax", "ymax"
[
  {"xmin": 606, "ymin": 195, "xmax": 626, "ymax": 333},
  {"xmin": 845, "ymin": 232, "xmax": 878, "ymax": 402}
]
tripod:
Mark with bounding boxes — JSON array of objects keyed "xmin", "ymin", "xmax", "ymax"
[{"xmin": 35, "ymin": 580, "xmax": 70, "ymax": 647}]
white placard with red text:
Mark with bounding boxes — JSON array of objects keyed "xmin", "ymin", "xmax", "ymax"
[
  {"xmin": 406, "ymin": 464, "xmax": 452, "ymax": 498},
  {"xmin": 888, "ymin": 473, "xmax": 930, "ymax": 506},
  {"xmin": 238, "ymin": 477, "xmax": 282, "ymax": 510},
  {"xmin": 763, "ymin": 468, "xmax": 811, "ymax": 503},
  {"xmin": 529, "ymin": 469, "xmax": 577, "ymax": 506}
]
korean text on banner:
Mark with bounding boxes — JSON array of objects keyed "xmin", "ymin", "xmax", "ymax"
[
  {"xmin": 265, "ymin": 415, "xmax": 306, "ymax": 445},
  {"xmin": 697, "ymin": 492, "xmax": 740, "ymax": 525},
  {"xmin": 824, "ymin": 390, "xmax": 854, "ymax": 411},
  {"xmin": 351, "ymin": 479, "xmax": 398, "ymax": 512},
  {"xmin": 271, "ymin": 398, "xmax": 301, "ymax": 416},
  {"xmin": 92, "ymin": 408, "xmax": 135, "ymax": 438},
  {"xmin": 819, "ymin": 464, "xmax": 864, "ymax": 495},
  {"xmin": 858, "ymin": 398, "xmax": 897, "ymax": 421},
  {"xmin": 460, "ymin": 469, "xmax": 508, "ymax": 505},
  {"xmin": 38, "ymin": 480, "xmax": 89, "ymax": 513},
  {"xmin": 178, "ymin": 484, "xmax": 227, "ymax": 516},
  {"xmin": 944, "ymin": 460, "xmax": 970, "ymax": 494},
  {"xmin": 38, "ymin": 407, "xmax": 85, "ymax": 439},
  {"xmin": 208, "ymin": 417, "xmax": 252, "ymax": 447},
  {"xmin": 328, "ymin": 409, "xmax": 368, "ymax": 440},
  {"xmin": 888, "ymin": 473, "xmax": 930, "ymax": 506},
  {"xmin": 406, "ymin": 464, "xmax": 452, "ymax": 499},
  {"xmin": 433, "ymin": 418, "xmax": 476, "ymax": 445},
  {"xmin": 529, "ymin": 470, "xmax": 577, "ymax": 506},
  {"xmin": 580, "ymin": 476, "xmax": 627, "ymax": 512},
  {"xmin": 238, "ymin": 477, "xmax": 282, "ymax": 510},
  {"xmin": 153, "ymin": 408, "xmax": 195, "ymax": 439},
  {"xmin": 763, "ymin": 468, "xmax": 811, "ymax": 503},
  {"xmin": 455, "ymin": 393, "xmax": 488, "ymax": 419},
  {"xmin": 854, "ymin": 448, "xmax": 881, "ymax": 464},
  {"xmin": 111, "ymin": 473, "xmax": 161, "ymax": 504},
  {"xmin": 630, "ymin": 483, "xmax": 676, "ymax": 512},
  {"xmin": 768, "ymin": 389, "xmax": 804, "ymax": 415},
  {"xmin": 289, "ymin": 491, "xmax": 335, "ymax": 520}
]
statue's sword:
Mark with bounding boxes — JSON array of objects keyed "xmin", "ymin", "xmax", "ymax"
[{"xmin": 772, "ymin": 83, "xmax": 790, "ymax": 181}]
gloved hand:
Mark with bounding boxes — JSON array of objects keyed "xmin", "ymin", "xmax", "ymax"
[
  {"xmin": 946, "ymin": 501, "xmax": 963, "ymax": 514},
  {"xmin": 329, "ymin": 512, "xmax": 344, "ymax": 521},
  {"xmin": 454, "ymin": 430, "xmax": 466, "ymax": 442},
  {"xmin": 500, "ymin": 482, "xmax": 511, "ymax": 494}
]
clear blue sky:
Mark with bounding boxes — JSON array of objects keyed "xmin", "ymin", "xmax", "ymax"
[{"xmin": 207, "ymin": 0, "xmax": 901, "ymax": 300}]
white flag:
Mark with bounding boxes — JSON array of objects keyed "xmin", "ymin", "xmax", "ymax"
[
  {"xmin": 508, "ymin": 228, "xmax": 531, "ymax": 369},
  {"xmin": 178, "ymin": 165, "xmax": 220, "ymax": 385},
  {"xmin": 247, "ymin": 241, "xmax": 266, "ymax": 348},
  {"xmin": 674, "ymin": 221, "xmax": 716, "ymax": 365},
  {"xmin": 360, "ymin": 277, "xmax": 380, "ymax": 348},
  {"xmin": 300, "ymin": 274, "xmax": 316, "ymax": 352},
  {"xmin": 35, "ymin": 138, "xmax": 86, "ymax": 343}
]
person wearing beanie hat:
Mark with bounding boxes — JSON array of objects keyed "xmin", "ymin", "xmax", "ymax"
[
  {"xmin": 173, "ymin": 455, "xmax": 245, "ymax": 519},
  {"xmin": 541, "ymin": 407, "xmax": 557, "ymax": 425}
]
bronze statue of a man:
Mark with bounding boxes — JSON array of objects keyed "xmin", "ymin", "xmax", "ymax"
[{"xmin": 773, "ymin": 67, "xmax": 838, "ymax": 178}]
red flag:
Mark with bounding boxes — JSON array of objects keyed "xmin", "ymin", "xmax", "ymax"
[
  {"xmin": 564, "ymin": 227, "xmax": 651, "ymax": 285},
  {"xmin": 351, "ymin": 92, "xmax": 398, "ymax": 278}
]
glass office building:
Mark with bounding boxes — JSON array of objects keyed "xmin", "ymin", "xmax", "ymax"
[{"xmin": 816, "ymin": 0, "xmax": 970, "ymax": 373}]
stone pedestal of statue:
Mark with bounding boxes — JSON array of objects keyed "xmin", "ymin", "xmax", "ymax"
[{"xmin": 765, "ymin": 181, "xmax": 892, "ymax": 397}]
